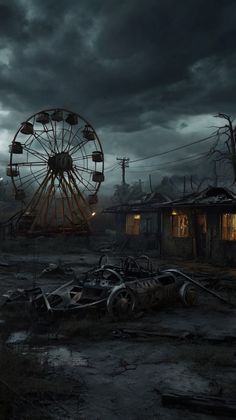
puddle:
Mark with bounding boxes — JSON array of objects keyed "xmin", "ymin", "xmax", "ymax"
[
  {"xmin": 7, "ymin": 330, "xmax": 30, "ymax": 344},
  {"xmin": 38, "ymin": 346, "xmax": 89, "ymax": 367}
]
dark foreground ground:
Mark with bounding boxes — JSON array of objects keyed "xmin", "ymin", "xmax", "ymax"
[{"xmin": 0, "ymin": 241, "xmax": 236, "ymax": 419}]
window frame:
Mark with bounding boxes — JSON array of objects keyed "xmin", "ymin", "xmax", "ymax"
[
  {"xmin": 171, "ymin": 212, "xmax": 189, "ymax": 238},
  {"xmin": 221, "ymin": 213, "xmax": 236, "ymax": 241}
]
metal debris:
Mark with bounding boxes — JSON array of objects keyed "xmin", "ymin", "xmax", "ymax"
[{"xmin": 39, "ymin": 262, "xmax": 74, "ymax": 278}]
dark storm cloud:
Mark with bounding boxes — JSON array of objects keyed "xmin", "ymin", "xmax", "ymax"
[
  {"xmin": 0, "ymin": 0, "xmax": 235, "ymax": 118},
  {"xmin": 0, "ymin": 0, "xmax": 236, "ymax": 185}
]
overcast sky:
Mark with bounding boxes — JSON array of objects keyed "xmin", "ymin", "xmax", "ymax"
[{"xmin": 0, "ymin": 0, "xmax": 236, "ymax": 195}]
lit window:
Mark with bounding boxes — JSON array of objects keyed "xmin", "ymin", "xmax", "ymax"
[
  {"xmin": 126, "ymin": 214, "xmax": 141, "ymax": 235},
  {"xmin": 172, "ymin": 213, "xmax": 189, "ymax": 237},
  {"xmin": 222, "ymin": 213, "xmax": 236, "ymax": 241}
]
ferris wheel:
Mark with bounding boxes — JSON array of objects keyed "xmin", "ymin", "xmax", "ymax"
[{"xmin": 7, "ymin": 108, "xmax": 104, "ymax": 235}]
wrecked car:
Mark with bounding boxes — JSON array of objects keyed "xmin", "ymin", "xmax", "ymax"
[{"xmin": 2, "ymin": 255, "xmax": 231, "ymax": 320}]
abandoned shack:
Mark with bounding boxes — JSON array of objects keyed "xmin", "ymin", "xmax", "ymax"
[
  {"xmin": 158, "ymin": 186, "xmax": 236, "ymax": 265},
  {"xmin": 105, "ymin": 186, "xmax": 236, "ymax": 266},
  {"xmin": 104, "ymin": 192, "xmax": 170, "ymax": 252}
]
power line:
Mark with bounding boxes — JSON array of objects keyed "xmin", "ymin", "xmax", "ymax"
[
  {"xmin": 104, "ymin": 164, "xmax": 119, "ymax": 173},
  {"xmin": 129, "ymin": 132, "xmax": 218, "ymax": 163},
  {"xmin": 128, "ymin": 152, "xmax": 207, "ymax": 173}
]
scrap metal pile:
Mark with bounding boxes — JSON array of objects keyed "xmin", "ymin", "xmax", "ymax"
[{"xmin": 3, "ymin": 255, "xmax": 231, "ymax": 320}]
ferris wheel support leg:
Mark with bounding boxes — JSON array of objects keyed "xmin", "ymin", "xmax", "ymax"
[
  {"xmin": 17, "ymin": 170, "xmax": 51, "ymax": 233},
  {"xmin": 41, "ymin": 173, "xmax": 57, "ymax": 228},
  {"xmin": 63, "ymin": 173, "xmax": 89, "ymax": 230},
  {"xmin": 28, "ymin": 172, "xmax": 54, "ymax": 233},
  {"xmin": 67, "ymin": 172, "xmax": 90, "ymax": 220},
  {"xmin": 20, "ymin": 170, "xmax": 51, "ymax": 234},
  {"xmin": 60, "ymin": 175, "xmax": 77, "ymax": 226}
]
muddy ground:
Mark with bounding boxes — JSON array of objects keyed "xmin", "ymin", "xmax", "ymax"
[{"xmin": 0, "ymin": 243, "xmax": 236, "ymax": 419}]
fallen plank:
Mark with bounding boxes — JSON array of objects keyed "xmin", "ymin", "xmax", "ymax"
[
  {"xmin": 162, "ymin": 392, "xmax": 236, "ymax": 417},
  {"xmin": 116, "ymin": 328, "xmax": 236, "ymax": 344}
]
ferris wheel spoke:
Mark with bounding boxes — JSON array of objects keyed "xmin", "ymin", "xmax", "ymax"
[
  {"xmin": 36, "ymin": 131, "xmax": 55, "ymax": 154},
  {"xmin": 23, "ymin": 145, "xmax": 48, "ymax": 162},
  {"xmin": 72, "ymin": 156, "xmax": 88, "ymax": 162},
  {"xmin": 23, "ymin": 170, "xmax": 51, "ymax": 215},
  {"xmin": 33, "ymin": 132, "xmax": 52, "ymax": 155},
  {"xmin": 71, "ymin": 172, "xmax": 94, "ymax": 198},
  {"xmin": 73, "ymin": 164, "xmax": 93, "ymax": 174},
  {"xmin": 23, "ymin": 134, "xmax": 36, "ymax": 148},
  {"xmin": 23, "ymin": 136, "xmax": 48, "ymax": 158},
  {"xmin": 64, "ymin": 126, "xmax": 83, "ymax": 153},
  {"xmin": 49, "ymin": 119, "xmax": 60, "ymax": 153},
  {"xmin": 61, "ymin": 127, "xmax": 79, "ymax": 153},
  {"xmin": 69, "ymin": 139, "xmax": 88, "ymax": 156},
  {"xmin": 61, "ymin": 118, "xmax": 66, "ymax": 152},
  {"xmin": 17, "ymin": 166, "xmax": 47, "ymax": 182},
  {"xmin": 29, "ymin": 167, "xmax": 49, "ymax": 187},
  {"xmin": 17, "ymin": 161, "xmax": 47, "ymax": 167},
  {"xmin": 63, "ymin": 126, "xmax": 73, "ymax": 152},
  {"xmin": 77, "ymin": 141, "xmax": 90, "ymax": 169},
  {"xmin": 72, "ymin": 168, "xmax": 96, "ymax": 192},
  {"xmin": 40, "ymin": 126, "xmax": 56, "ymax": 152},
  {"xmin": 19, "ymin": 168, "xmax": 49, "ymax": 191}
]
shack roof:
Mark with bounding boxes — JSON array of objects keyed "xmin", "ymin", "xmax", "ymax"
[
  {"xmin": 103, "ymin": 191, "xmax": 170, "ymax": 214},
  {"xmin": 155, "ymin": 186, "xmax": 236, "ymax": 209}
]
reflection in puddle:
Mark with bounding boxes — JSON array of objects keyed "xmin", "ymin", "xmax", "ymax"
[
  {"xmin": 39, "ymin": 346, "xmax": 89, "ymax": 367},
  {"xmin": 7, "ymin": 330, "xmax": 30, "ymax": 344}
]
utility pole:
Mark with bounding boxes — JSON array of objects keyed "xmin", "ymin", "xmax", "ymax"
[
  {"xmin": 149, "ymin": 174, "xmax": 153, "ymax": 193},
  {"xmin": 183, "ymin": 175, "xmax": 186, "ymax": 196},
  {"xmin": 116, "ymin": 157, "xmax": 129, "ymax": 186},
  {"xmin": 190, "ymin": 175, "xmax": 194, "ymax": 192}
]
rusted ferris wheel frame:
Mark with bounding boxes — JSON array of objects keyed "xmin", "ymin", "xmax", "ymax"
[{"xmin": 8, "ymin": 108, "xmax": 104, "ymax": 235}]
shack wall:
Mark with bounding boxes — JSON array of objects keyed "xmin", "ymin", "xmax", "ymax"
[
  {"xmin": 114, "ymin": 211, "xmax": 161, "ymax": 253},
  {"xmin": 206, "ymin": 208, "xmax": 236, "ymax": 265},
  {"xmin": 161, "ymin": 206, "xmax": 236, "ymax": 265}
]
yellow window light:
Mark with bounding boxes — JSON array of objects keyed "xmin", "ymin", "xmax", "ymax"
[{"xmin": 134, "ymin": 214, "xmax": 141, "ymax": 220}]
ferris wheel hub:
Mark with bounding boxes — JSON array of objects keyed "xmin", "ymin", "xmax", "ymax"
[{"xmin": 48, "ymin": 152, "xmax": 73, "ymax": 173}]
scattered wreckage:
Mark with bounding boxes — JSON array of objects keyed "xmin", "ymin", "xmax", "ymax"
[{"xmin": 2, "ymin": 255, "xmax": 232, "ymax": 320}]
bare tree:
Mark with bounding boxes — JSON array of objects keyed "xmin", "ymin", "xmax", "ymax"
[
  {"xmin": 208, "ymin": 113, "xmax": 236, "ymax": 183},
  {"xmin": 189, "ymin": 175, "xmax": 212, "ymax": 193}
]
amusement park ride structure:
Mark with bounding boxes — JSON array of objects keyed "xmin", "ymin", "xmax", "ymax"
[{"xmin": 7, "ymin": 108, "xmax": 104, "ymax": 235}]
